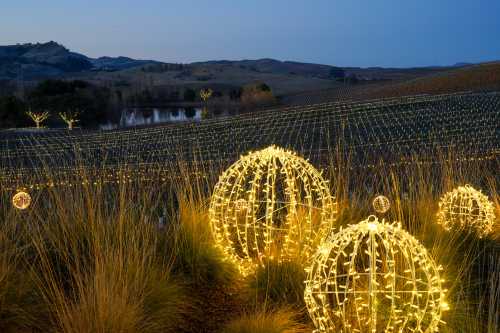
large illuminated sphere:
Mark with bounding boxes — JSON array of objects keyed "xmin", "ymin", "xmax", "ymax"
[
  {"xmin": 12, "ymin": 191, "xmax": 32, "ymax": 210},
  {"xmin": 372, "ymin": 195, "xmax": 390, "ymax": 214},
  {"xmin": 436, "ymin": 184, "xmax": 495, "ymax": 238},
  {"xmin": 305, "ymin": 216, "xmax": 447, "ymax": 333},
  {"xmin": 209, "ymin": 145, "xmax": 336, "ymax": 274}
]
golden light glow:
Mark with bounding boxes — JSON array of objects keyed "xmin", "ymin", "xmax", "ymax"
[
  {"xmin": 209, "ymin": 145, "xmax": 337, "ymax": 275},
  {"xmin": 26, "ymin": 109, "xmax": 50, "ymax": 129},
  {"xmin": 200, "ymin": 88, "xmax": 213, "ymax": 102},
  {"xmin": 12, "ymin": 190, "xmax": 32, "ymax": 210},
  {"xmin": 304, "ymin": 215, "xmax": 447, "ymax": 333},
  {"xmin": 59, "ymin": 110, "xmax": 80, "ymax": 130},
  {"xmin": 372, "ymin": 195, "xmax": 390, "ymax": 214},
  {"xmin": 437, "ymin": 184, "xmax": 495, "ymax": 238}
]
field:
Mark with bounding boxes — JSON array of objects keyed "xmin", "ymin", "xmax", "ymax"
[
  {"xmin": 282, "ymin": 62, "xmax": 500, "ymax": 106},
  {"xmin": 0, "ymin": 92, "xmax": 498, "ymax": 186},
  {"xmin": 0, "ymin": 91, "xmax": 499, "ymax": 332}
]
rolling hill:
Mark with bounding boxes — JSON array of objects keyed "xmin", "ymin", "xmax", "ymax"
[
  {"xmin": 1, "ymin": 41, "xmax": 460, "ymax": 97},
  {"xmin": 281, "ymin": 62, "xmax": 500, "ymax": 105},
  {"xmin": 0, "ymin": 41, "xmax": 159, "ymax": 80}
]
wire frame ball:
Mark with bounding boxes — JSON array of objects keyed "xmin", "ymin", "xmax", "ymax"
[
  {"xmin": 209, "ymin": 145, "xmax": 337, "ymax": 275},
  {"xmin": 304, "ymin": 215, "xmax": 448, "ymax": 333},
  {"xmin": 372, "ymin": 195, "xmax": 390, "ymax": 214},
  {"xmin": 436, "ymin": 184, "xmax": 495, "ymax": 238},
  {"xmin": 12, "ymin": 191, "xmax": 32, "ymax": 210}
]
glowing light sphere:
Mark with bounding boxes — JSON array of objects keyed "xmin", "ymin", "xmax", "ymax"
[
  {"xmin": 12, "ymin": 191, "xmax": 32, "ymax": 210},
  {"xmin": 209, "ymin": 145, "xmax": 336, "ymax": 274},
  {"xmin": 372, "ymin": 195, "xmax": 390, "ymax": 214},
  {"xmin": 436, "ymin": 184, "xmax": 495, "ymax": 238},
  {"xmin": 305, "ymin": 215, "xmax": 448, "ymax": 333}
]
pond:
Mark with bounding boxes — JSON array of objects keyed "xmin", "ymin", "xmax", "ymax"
[
  {"xmin": 100, "ymin": 107, "xmax": 233, "ymax": 130},
  {"xmin": 121, "ymin": 107, "xmax": 203, "ymax": 126},
  {"xmin": 100, "ymin": 107, "xmax": 202, "ymax": 130}
]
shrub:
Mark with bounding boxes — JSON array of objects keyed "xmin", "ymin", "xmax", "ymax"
[{"xmin": 240, "ymin": 82, "xmax": 276, "ymax": 107}]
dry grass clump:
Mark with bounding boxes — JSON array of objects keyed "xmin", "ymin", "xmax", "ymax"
[
  {"xmin": 0, "ymin": 215, "xmax": 45, "ymax": 332},
  {"xmin": 244, "ymin": 260, "xmax": 306, "ymax": 309},
  {"xmin": 1, "ymin": 178, "xmax": 193, "ymax": 333},
  {"xmin": 162, "ymin": 192, "xmax": 238, "ymax": 287},
  {"xmin": 0, "ymin": 149, "xmax": 498, "ymax": 332},
  {"xmin": 221, "ymin": 308, "xmax": 310, "ymax": 333}
]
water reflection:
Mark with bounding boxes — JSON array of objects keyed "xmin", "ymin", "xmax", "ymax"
[
  {"xmin": 99, "ymin": 107, "xmax": 236, "ymax": 130},
  {"xmin": 122, "ymin": 107, "xmax": 203, "ymax": 126}
]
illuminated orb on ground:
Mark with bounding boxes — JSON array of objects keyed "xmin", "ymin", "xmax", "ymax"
[
  {"xmin": 437, "ymin": 184, "xmax": 495, "ymax": 238},
  {"xmin": 372, "ymin": 195, "xmax": 390, "ymax": 214},
  {"xmin": 304, "ymin": 215, "xmax": 448, "ymax": 333},
  {"xmin": 209, "ymin": 145, "xmax": 337, "ymax": 274},
  {"xmin": 12, "ymin": 191, "xmax": 32, "ymax": 210}
]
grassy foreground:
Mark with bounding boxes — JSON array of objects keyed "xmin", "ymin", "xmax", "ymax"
[{"xmin": 0, "ymin": 151, "xmax": 498, "ymax": 333}]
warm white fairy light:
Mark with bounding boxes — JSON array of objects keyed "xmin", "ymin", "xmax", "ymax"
[
  {"xmin": 200, "ymin": 88, "xmax": 213, "ymax": 102},
  {"xmin": 209, "ymin": 145, "xmax": 337, "ymax": 275},
  {"xmin": 59, "ymin": 110, "xmax": 79, "ymax": 130},
  {"xmin": 26, "ymin": 109, "xmax": 50, "ymax": 129},
  {"xmin": 12, "ymin": 190, "xmax": 32, "ymax": 210},
  {"xmin": 304, "ymin": 215, "xmax": 448, "ymax": 333},
  {"xmin": 372, "ymin": 195, "xmax": 390, "ymax": 214},
  {"xmin": 436, "ymin": 184, "xmax": 495, "ymax": 238}
]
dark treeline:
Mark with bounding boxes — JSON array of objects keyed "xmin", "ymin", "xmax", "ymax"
[
  {"xmin": 0, "ymin": 80, "xmax": 112, "ymax": 129},
  {"xmin": 123, "ymin": 82, "xmax": 274, "ymax": 106}
]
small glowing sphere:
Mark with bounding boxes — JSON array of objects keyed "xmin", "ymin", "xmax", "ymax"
[
  {"xmin": 437, "ymin": 184, "xmax": 495, "ymax": 237},
  {"xmin": 372, "ymin": 195, "xmax": 390, "ymax": 214},
  {"xmin": 209, "ymin": 145, "xmax": 337, "ymax": 274},
  {"xmin": 305, "ymin": 215, "xmax": 447, "ymax": 333},
  {"xmin": 12, "ymin": 191, "xmax": 32, "ymax": 210}
]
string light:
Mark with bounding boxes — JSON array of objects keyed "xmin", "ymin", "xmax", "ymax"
[
  {"xmin": 1, "ymin": 93, "xmax": 497, "ymax": 184},
  {"xmin": 12, "ymin": 190, "xmax": 32, "ymax": 210},
  {"xmin": 26, "ymin": 109, "xmax": 50, "ymax": 128},
  {"xmin": 372, "ymin": 195, "xmax": 390, "ymax": 214},
  {"xmin": 200, "ymin": 88, "xmax": 213, "ymax": 102},
  {"xmin": 59, "ymin": 110, "xmax": 80, "ymax": 130},
  {"xmin": 304, "ymin": 215, "xmax": 448, "ymax": 333},
  {"xmin": 209, "ymin": 145, "xmax": 337, "ymax": 275},
  {"xmin": 437, "ymin": 184, "xmax": 495, "ymax": 238}
]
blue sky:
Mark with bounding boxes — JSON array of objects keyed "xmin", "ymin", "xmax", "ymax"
[{"xmin": 2, "ymin": 0, "xmax": 499, "ymax": 67}]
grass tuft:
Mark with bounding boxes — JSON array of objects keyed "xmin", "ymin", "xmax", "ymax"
[
  {"xmin": 245, "ymin": 259, "xmax": 306, "ymax": 309},
  {"xmin": 163, "ymin": 193, "xmax": 239, "ymax": 286},
  {"xmin": 221, "ymin": 307, "xmax": 310, "ymax": 333}
]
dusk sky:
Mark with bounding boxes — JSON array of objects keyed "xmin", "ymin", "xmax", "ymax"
[{"xmin": 2, "ymin": 0, "xmax": 500, "ymax": 68}]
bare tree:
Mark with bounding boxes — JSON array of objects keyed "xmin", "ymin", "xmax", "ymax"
[
  {"xmin": 26, "ymin": 109, "xmax": 50, "ymax": 128},
  {"xmin": 200, "ymin": 88, "xmax": 213, "ymax": 102},
  {"xmin": 200, "ymin": 88, "xmax": 213, "ymax": 120},
  {"xmin": 59, "ymin": 110, "xmax": 80, "ymax": 129}
]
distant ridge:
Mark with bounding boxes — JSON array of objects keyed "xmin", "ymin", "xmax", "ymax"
[
  {"xmin": 1, "ymin": 41, "xmax": 497, "ymax": 98},
  {"xmin": 89, "ymin": 56, "xmax": 160, "ymax": 71},
  {"xmin": 0, "ymin": 41, "xmax": 159, "ymax": 80},
  {"xmin": 192, "ymin": 58, "xmax": 343, "ymax": 79}
]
